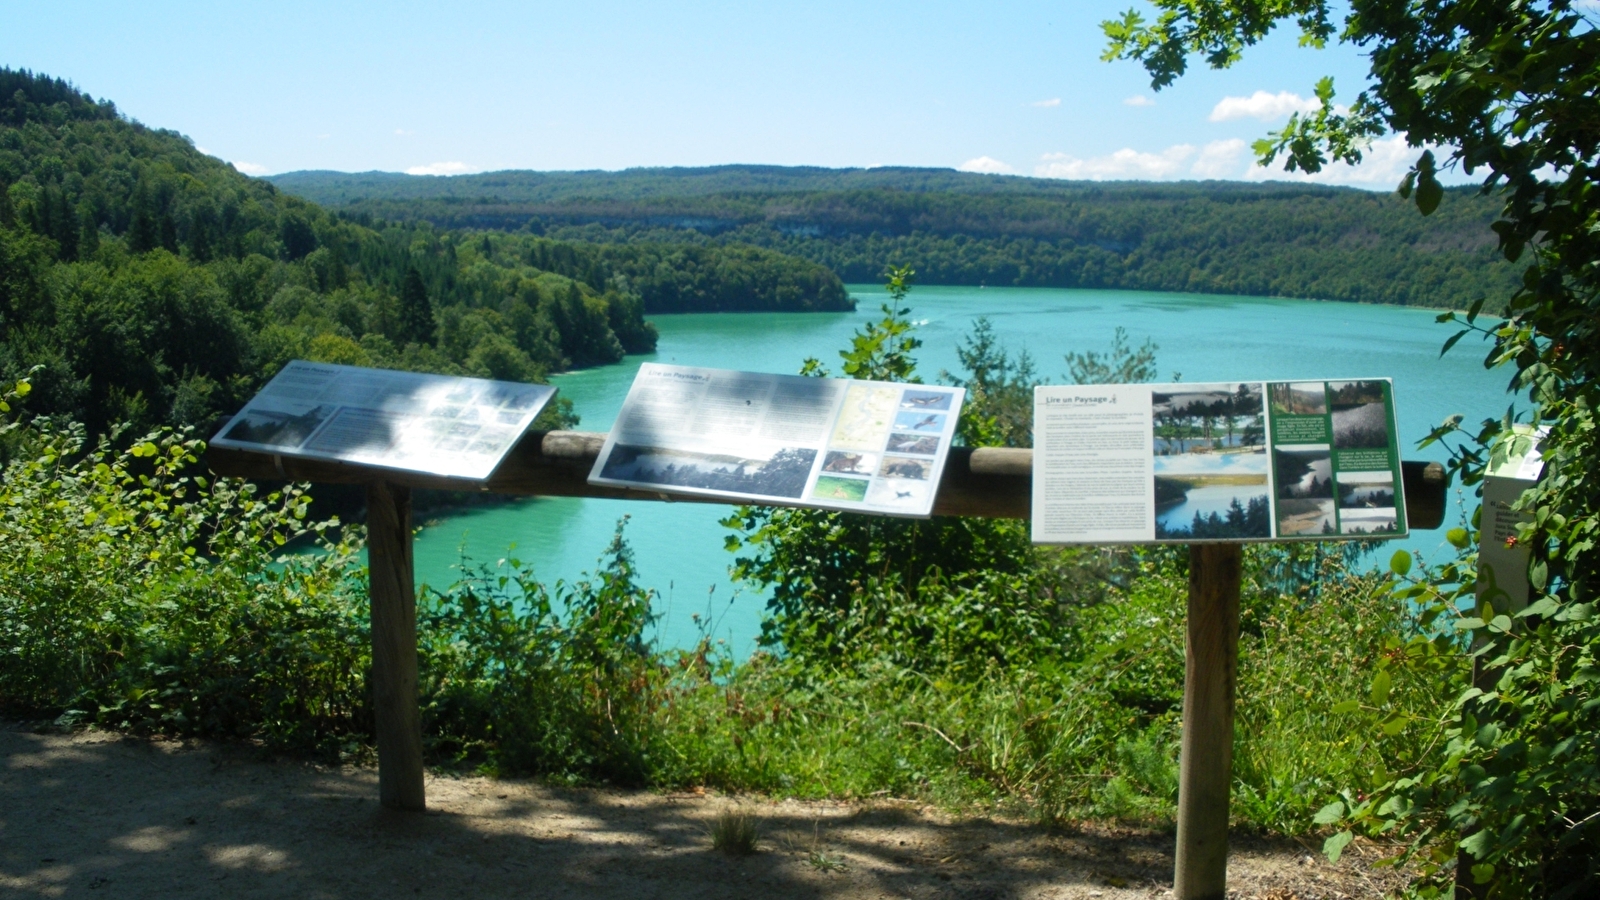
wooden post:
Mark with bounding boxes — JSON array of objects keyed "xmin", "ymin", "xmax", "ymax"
[
  {"xmin": 1175, "ymin": 543, "xmax": 1243, "ymax": 900},
  {"xmin": 366, "ymin": 480, "xmax": 426, "ymax": 811}
]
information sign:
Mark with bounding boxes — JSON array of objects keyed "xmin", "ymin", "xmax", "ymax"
[
  {"xmin": 1476, "ymin": 425, "xmax": 1546, "ymax": 614},
  {"xmin": 1032, "ymin": 379, "xmax": 1408, "ymax": 544},
  {"xmin": 211, "ymin": 360, "xmax": 557, "ymax": 481},
  {"xmin": 588, "ymin": 363, "xmax": 965, "ymax": 517}
]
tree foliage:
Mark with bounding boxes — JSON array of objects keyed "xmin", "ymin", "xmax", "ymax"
[
  {"xmin": 726, "ymin": 269, "xmax": 1040, "ymax": 665},
  {"xmin": 1104, "ymin": 2, "xmax": 1600, "ymax": 895}
]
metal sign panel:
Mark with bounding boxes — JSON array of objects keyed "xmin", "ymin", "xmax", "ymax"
[
  {"xmin": 1477, "ymin": 424, "xmax": 1546, "ymax": 613},
  {"xmin": 1033, "ymin": 379, "xmax": 1408, "ymax": 544},
  {"xmin": 211, "ymin": 360, "xmax": 557, "ymax": 482},
  {"xmin": 588, "ymin": 363, "xmax": 965, "ymax": 517}
]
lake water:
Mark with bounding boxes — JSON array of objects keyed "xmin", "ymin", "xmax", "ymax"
[
  {"xmin": 409, "ymin": 285, "xmax": 1513, "ymax": 657},
  {"xmin": 1156, "ymin": 484, "xmax": 1271, "ymax": 532}
]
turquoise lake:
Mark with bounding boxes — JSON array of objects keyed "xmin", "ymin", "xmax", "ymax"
[
  {"xmin": 1156, "ymin": 484, "xmax": 1271, "ymax": 533},
  {"xmin": 408, "ymin": 284, "xmax": 1513, "ymax": 658}
]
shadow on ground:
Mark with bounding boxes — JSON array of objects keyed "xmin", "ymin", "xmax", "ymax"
[{"xmin": 1, "ymin": 723, "xmax": 1400, "ymax": 899}]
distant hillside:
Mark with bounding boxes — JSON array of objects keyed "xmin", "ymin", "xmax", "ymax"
[
  {"xmin": 0, "ymin": 70, "xmax": 847, "ymax": 435},
  {"xmin": 271, "ymin": 165, "xmax": 1101, "ymax": 205},
  {"xmin": 273, "ymin": 166, "xmax": 1520, "ymax": 309}
]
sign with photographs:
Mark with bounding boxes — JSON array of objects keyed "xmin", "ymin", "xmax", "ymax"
[
  {"xmin": 1032, "ymin": 379, "xmax": 1407, "ymax": 544},
  {"xmin": 211, "ymin": 360, "xmax": 558, "ymax": 481},
  {"xmin": 587, "ymin": 363, "xmax": 965, "ymax": 517}
]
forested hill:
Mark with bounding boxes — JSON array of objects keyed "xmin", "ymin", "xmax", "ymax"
[
  {"xmin": 274, "ymin": 166, "xmax": 1520, "ymax": 309},
  {"xmin": 0, "ymin": 70, "xmax": 848, "ymax": 435}
]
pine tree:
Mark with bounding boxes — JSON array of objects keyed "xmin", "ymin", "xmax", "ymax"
[
  {"xmin": 398, "ymin": 266, "xmax": 435, "ymax": 346},
  {"xmin": 278, "ymin": 211, "xmax": 316, "ymax": 261},
  {"xmin": 187, "ymin": 218, "xmax": 209, "ymax": 262},
  {"xmin": 158, "ymin": 213, "xmax": 179, "ymax": 253},
  {"xmin": 79, "ymin": 212, "xmax": 99, "ymax": 257},
  {"xmin": 127, "ymin": 184, "xmax": 157, "ymax": 253},
  {"xmin": 327, "ymin": 240, "xmax": 348, "ymax": 289},
  {"xmin": 29, "ymin": 188, "xmax": 53, "ymax": 238},
  {"xmin": 52, "ymin": 188, "xmax": 78, "ymax": 261}
]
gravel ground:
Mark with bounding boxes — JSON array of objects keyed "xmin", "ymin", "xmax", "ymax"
[{"xmin": 2, "ymin": 723, "xmax": 1410, "ymax": 899}]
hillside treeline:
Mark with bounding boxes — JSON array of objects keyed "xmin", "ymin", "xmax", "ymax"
[
  {"xmin": 274, "ymin": 166, "xmax": 1520, "ymax": 309},
  {"xmin": 0, "ymin": 70, "xmax": 848, "ymax": 434}
]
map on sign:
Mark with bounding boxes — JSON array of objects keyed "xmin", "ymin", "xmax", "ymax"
[
  {"xmin": 1032, "ymin": 379, "xmax": 1407, "ymax": 544},
  {"xmin": 588, "ymin": 363, "xmax": 965, "ymax": 517},
  {"xmin": 211, "ymin": 360, "xmax": 558, "ymax": 481},
  {"xmin": 830, "ymin": 385, "xmax": 901, "ymax": 450}
]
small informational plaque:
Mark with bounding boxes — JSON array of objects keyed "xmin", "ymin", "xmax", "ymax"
[
  {"xmin": 211, "ymin": 360, "xmax": 557, "ymax": 481},
  {"xmin": 1477, "ymin": 424, "xmax": 1546, "ymax": 613},
  {"xmin": 588, "ymin": 363, "xmax": 965, "ymax": 517},
  {"xmin": 1032, "ymin": 379, "xmax": 1408, "ymax": 544}
]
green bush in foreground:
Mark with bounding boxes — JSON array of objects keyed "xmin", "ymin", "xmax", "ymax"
[{"xmin": 0, "ymin": 378, "xmax": 368, "ymax": 756}]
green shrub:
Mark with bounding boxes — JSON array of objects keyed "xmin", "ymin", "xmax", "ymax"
[
  {"xmin": 416, "ymin": 523, "xmax": 662, "ymax": 782},
  {"xmin": 0, "ymin": 377, "xmax": 369, "ymax": 757}
]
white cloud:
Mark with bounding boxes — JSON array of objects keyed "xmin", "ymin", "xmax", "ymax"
[
  {"xmin": 1036, "ymin": 145, "xmax": 1195, "ymax": 180},
  {"xmin": 1209, "ymin": 90, "xmax": 1320, "ymax": 122},
  {"xmin": 405, "ymin": 161, "xmax": 475, "ymax": 176},
  {"xmin": 1190, "ymin": 139, "xmax": 1250, "ymax": 178},
  {"xmin": 395, "ymin": 128, "xmax": 414, "ymax": 136},
  {"xmin": 196, "ymin": 145, "xmax": 211, "ymax": 155},
  {"xmin": 1031, "ymin": 135, "xmax": 1447, "ymax": 189},
  {"xmin": 1123, "ymin": 95, "xmax": 1156, "ymax": 107},
  {"xmin": 958, "ymin": 156, "xmax": 1016, "ymax": 175},
  {"xmin": 1031, "ymin": 98, "xmax": 1061, "ymax": 108},
  {"xmin": 231, "ymin": 161, "xmax": 268, "ymax": 176}
]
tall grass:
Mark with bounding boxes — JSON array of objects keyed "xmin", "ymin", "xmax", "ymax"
[{"xmin": 637, "ymin": 548, "xmax": 1460, "ymax": 829}]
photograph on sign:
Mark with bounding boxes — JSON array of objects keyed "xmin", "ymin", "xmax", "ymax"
[
  {"xmin": 1033, "ymin": 379, "xmax": 1406, "ymax": 544},
  {"xmin": 1151, "ymin": 383, "xmax": 1270, "ymax": 540},
  {"xmin": 210, "ymin": 360, "xmax": 558, "ymax": 482},
  {"xmin": 587, "ymin": 363, "xmax": 965, "ymax": 517}
]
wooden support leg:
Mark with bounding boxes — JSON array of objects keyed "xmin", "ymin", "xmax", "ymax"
[
  {"xmin": 1175, "ymin": 543, "xmax": 1242, "ymax": 900},
  {"xmin": 366, "ymin": 480, "xmax": 425, "ymax": 811}
]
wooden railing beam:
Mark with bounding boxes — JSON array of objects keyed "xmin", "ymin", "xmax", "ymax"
[{"xmin": 204, "ymin": 431, "xmax": 1448, "ymax": 528}]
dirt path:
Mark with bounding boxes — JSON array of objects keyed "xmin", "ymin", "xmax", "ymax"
[{"xmin": 2, "ymin": 723, "xmax": 1406, "ymax": 899}]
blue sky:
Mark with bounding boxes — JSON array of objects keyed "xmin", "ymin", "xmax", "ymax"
[{"xmin": 4, "ymin": 1, "xmax": 1452, "ymax": 187}]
